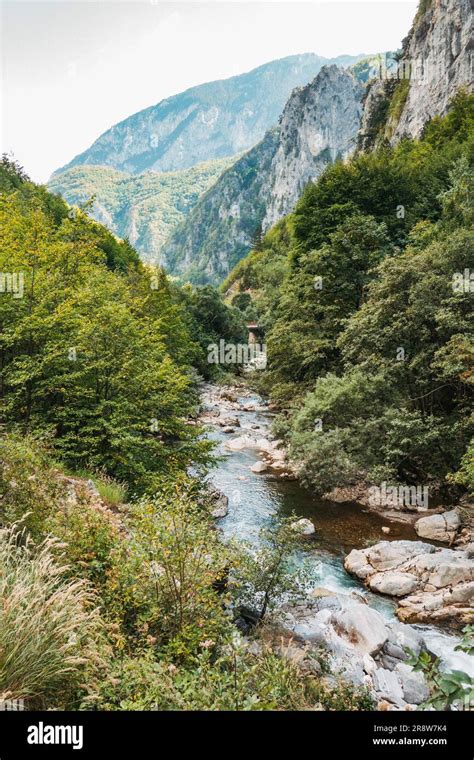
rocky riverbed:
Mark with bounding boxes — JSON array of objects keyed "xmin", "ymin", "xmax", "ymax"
[{"xmin": 199, "ymin": 382, "xmax": 474, "ymax": 709}]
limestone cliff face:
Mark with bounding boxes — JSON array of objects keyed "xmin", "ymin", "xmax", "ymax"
[
  {"xmin": 392, "ymin": 0, "xmax": 473, "ymax": 142},
  {"xmin": 358, "ymin": 0, "xmax": 473, "ymax": 149},
  {"xmin": 263, "ymin": 65, "xmax": 364, "ymax": 230},
  {"xmin": 162, "ymin": 66, "xmax": 364, "ymax": 283}
]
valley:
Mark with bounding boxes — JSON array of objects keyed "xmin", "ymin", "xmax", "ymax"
[{"xmin": 0, "ymin": 0, "xmax": 473, "ymax": 717}]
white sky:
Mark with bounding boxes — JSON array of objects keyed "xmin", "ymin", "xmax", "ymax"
[{"xmin": 1, "ymin": 0, "xmax": 417, "ymax": 182}]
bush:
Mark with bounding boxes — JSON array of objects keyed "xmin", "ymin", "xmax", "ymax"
[
  {"xmin": 92, "ymin": 645, "xmax": 319, "ymax": 711},
  {"xmin": 0, "ymin": 435, "xmax": 60, "ymax": 539},
  {"xmin": 128, "ymin": 487, "xmax": 231, "ymax": 658},
  {"xmin": 45, "ymin": 496, "xmax": 123, "ymax": 591}
]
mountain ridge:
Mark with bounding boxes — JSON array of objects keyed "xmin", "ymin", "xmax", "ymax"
[
  {"xmin": 54, "ymin": 52, "xmax": 366, "ymax": 178},
  {"xmin": 160, "ymin": 64, "xmax": 365, "ymax": 283}
]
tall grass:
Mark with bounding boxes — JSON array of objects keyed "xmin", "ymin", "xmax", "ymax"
[
  {"xmin": 94, "ymin": 475, "xmax": 127, "ymax": 507},
  {"xmin": 0, "ymin": 527, "xmax": 103, "ymax": 708}
]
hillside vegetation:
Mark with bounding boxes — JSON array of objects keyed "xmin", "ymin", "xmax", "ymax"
[
  {"xmin": 1, "ymin": 157, "xmax": 374, "ymax": 711},
  {"xmin": 48, "ymin": 157, "xmax": 235, "ymax": 263},
  {"xmin": 225, "ymin": 92, "xmax": 474, "ymax": 498}
]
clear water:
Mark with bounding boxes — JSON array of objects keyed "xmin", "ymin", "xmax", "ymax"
[{"xmin": 206, "ymin": 388, "xmax": 474, "ymax": 677}]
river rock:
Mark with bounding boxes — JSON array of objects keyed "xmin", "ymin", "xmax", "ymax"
[
  {"xmin": 413, "ymin": 549, "xmax": 473, "ymax": 588},
  {"xmin": 277, "ymin": 590, "xmax": 430, "ymax": 706},
  {"xmin": 250, "ymin": 461, "xmax": 268, "ymax": 474},
  {"xmin": 372, "ymin": 667, "xmax": 405, "ymax": 705},
  {"xmin": 369, "ymin": 571, "xmax": 419, "ymax": 597},
  {"xmin": 464, "ymin": 543, "xmax": 474, "ymax": 559},
  {"xmin": 220, "ymin": 389, "xmax": 237, "ymax": 403},
  {"xmin": 206, "ymin": 485, "xmax": 229, "ymax": 518},
  {"xmin": 291, "ymin": 518, "xmax": 315, "ymax": 536},
  {"xmin": 226, "ymin": 435, "xmax": 255, "ymax": 451},
  {"xmin": 397, "ymin": 581, "xmax": 474, "ymax": 625},
  {"xmin": 345, "ymin": 540, "xmax": 474, "ymax": 625},
  {"xmin": 395, "ymin": 662, "xmax": 430, "ymax": 704},
  {"xmin": 218, "ymin": 416, "xmax": 240, "ymax": 428},
  {"xmin": 330, "ymin": 605, "xmax": 389, "ymax": 656},
  {"xmin": 415, "ymin": 510, "xmax": 461, "ymax": 543}
]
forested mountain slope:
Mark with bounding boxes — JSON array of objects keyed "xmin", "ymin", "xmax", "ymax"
[
  {"xmin": 225, "ymin": 91, "xmax": 474, "ymax": 499},
  {"xmin": 48, "ymin": 157, "xmax": 235, "ymax": 262}
]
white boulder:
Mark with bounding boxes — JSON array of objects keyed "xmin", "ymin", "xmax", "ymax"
[
  {"xmin": 415, "ymin": 510, "xmax": 461, "ymax": 543},
  {"xmin": 291, "ymin": 518, "xmax": 316, "ymax": 536}
]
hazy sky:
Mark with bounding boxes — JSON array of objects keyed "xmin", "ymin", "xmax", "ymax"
[{"xmin": 1, "ymin": 0, "xmax": 417, "ymax": 182}]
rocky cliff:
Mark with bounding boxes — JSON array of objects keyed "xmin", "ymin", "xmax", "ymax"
[
  {"xmin": 54, "ymin": 53, "xmax": 363, "ymax": 177},
  {"xmin": 161, "ymin": 65, "xmax": 365, "ymax": 284},
  {"xmin": 358, "ymin": 0, "xmax": 473, "ymax": 149},
  {"xmin": 263, "ymin": 65, "xmax": 364, "ymax": 230}
]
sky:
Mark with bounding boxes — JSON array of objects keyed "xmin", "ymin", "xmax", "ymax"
[{"xmin": 1, "ymin": 0, "xmax": 418, "ymax": 182}]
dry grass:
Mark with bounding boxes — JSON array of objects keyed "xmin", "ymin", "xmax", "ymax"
[{"xmin": 0, "ymin": 526, "xmax": 103, "ymax": 707}]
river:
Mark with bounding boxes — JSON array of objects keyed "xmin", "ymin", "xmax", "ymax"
[{"xmin": 203, "ymin": 384, "xmax": 474, "ymax": 678}]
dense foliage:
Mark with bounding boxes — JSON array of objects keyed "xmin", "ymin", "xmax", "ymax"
[
  {"xmin": 0, "ymin": 156, "xmax": 248, "ymax": 490},
  {"xmin": 227, "ymin": 93, "xmax": 474, "ymax": 497},
  {"xmin": 0, "ymin": 157, "xmax": 370, "ymax": 712}
]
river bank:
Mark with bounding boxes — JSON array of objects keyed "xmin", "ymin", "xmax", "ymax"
[{"xmin": 199, "ymin": 381, "xmax": 474, "ymax": 710}]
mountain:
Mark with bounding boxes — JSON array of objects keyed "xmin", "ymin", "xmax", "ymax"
[
  {"xmin": 54, "ymin": 53, "xmax": 365, "ymax": 177},
  {"xmin": 48, "ymin": 158, "xmax": 234, "ymax": 262},
  {"xmin": 160, "ymin": 65, "xmax": 365, "ymax": 284},
  {"xmin": 262, "ymin": 65, "xmax": 365, "ymax": 230},
  {"xmin": 358, "ymin": 0, "xmax": 473, "ymax": 150}
]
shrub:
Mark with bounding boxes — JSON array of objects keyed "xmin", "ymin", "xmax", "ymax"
[
  {"xmin": 91, "ymin": 645, "xmax": 318, "ymax": 711},
  {"xmin": 45, "ymin": 496, "xmax": 122, "ymax": 591},
  {"xmin": 0, "ymin": 435, "xmax": 60, "ymax": 539},
  {"xmin": 230, "ymin": 515, "xmax": 310, "ymax": 620},
  {"xmin": 128, "ymin": 487, "xmax": 231, "ymax": 657}
]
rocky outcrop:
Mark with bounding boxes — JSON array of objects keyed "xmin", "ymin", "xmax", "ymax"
[
  {"xmin": 415, "ymin": 509, "xmax": 461, "ymax": 543},
  {"xmin": 291, "ymin": 518, "xmax": 316, "ymax": 536},
  {"xmin": 359, "ymin": 0, "xmax": 473, "ymax": 149},
  {"xmin": 55, "ymin": 53, "xmax": 363, "ymax": 177},
  {"xmin": 345, "ymin": 540, "xmax": 474, "ymax": 625},
  {"xmin": 161, "ymin": 66, "xmax": 365, "ymax": 284},
  {"xmin": 391, "ymin": 0, "xmax": 473, "ymax": 142},
  {"xmin": 262, "ymin": 66, "xmax": 364, "ymax": 229},
  {"xmin": 160, "ymin": 129, "xmax": 280, "ymax": 283},
  {"xmin": 276, "ymin": 589, "xmax": 431, "ymax": 709}
]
